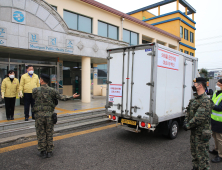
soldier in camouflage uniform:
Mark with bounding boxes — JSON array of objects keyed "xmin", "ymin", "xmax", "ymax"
[
  {"xmin": 32, "ymin": 74, "xmax": 80, "ymax": 158},
  {"xmin": 183, "ymin": 77, "xmax": 214, "ymax": 170}
]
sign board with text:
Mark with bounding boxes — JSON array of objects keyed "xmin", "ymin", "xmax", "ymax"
[
  {"xmin": 109, "ymin": 84, "xmax": 122, "ymax": 97},
  {"xmin": 157, "ymin": 48, "xmax": 179, "ymax": 71}
]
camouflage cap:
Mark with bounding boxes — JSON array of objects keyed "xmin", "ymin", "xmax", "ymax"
[{"xmin": 193, "ymin": 77, "xmax": 206, "ymax": 83}]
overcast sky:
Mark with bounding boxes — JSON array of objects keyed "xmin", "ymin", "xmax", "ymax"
[{"xmin": 96, "ymin": 0, "xmax": 222, "ymax": 70}]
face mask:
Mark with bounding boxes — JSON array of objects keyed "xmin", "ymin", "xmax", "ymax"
[
  {"xmin": 29, "ymin": 71, "xmax": 34, "ymax": 75},
  {"xmin": 215, "ymin": 85, "xmax": 221, "ymax": 91},
  {"xmin": 192, "ymin": 85, "xmax": 197, "ymax": 92},
  {"xmin": 9, "ymin": 75, "xmax": 14, "ymax": 79}
]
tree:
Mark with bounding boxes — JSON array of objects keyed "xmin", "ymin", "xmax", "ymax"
[{"xmin": 199, "ymin": 68, "xmax": 209, "ymax": 81}]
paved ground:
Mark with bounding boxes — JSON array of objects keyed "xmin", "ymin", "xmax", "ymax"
[
  {"xmin": 0, "ymin": 96, "xmax": 106, "ymax": 121},
  {"xmin": 0, "ymin": 122, "xmax": 221, "ymax": 170}
]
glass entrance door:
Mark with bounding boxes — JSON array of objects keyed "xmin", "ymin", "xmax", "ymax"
[
  {"xmin": 10, "ymin": 63, "xmax": 57, "ymax": 89},
  {"xmin": 0, "ymin": 63, "xmax": 9, "ymax": 83},
  {"xmin": 0, "ymin": 62, "xmax": 57, "ymax": 89},
  {"xmin": 0, "ymin": 63, "xmax": 9, "ymax": 105},
  {"xmin": 32, "ymin": 65, "xmax": 57, "ymax": 89}
]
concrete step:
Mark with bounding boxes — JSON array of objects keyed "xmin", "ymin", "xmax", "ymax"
[
  {"xmin": 0, "ymin": 113, "xmax": 107, "ymax": 139},
  {"xmin": 0, "ymin": 109, "xmax": 105, "ymax": 131},
  {"xmin": 0, "ymin": 118, "xmax": 109, "ymax": 144}
]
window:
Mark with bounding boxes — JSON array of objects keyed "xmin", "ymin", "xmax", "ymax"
[
  {"xmin": 123, "ymin": 29, "xmax": 138, "ymax": 45},
  {"xmin": 63, "ymin": 10, "xmax": 92, "ymax": 33},
  {"xmin": 185, "ymin": 50, "xmax": 189, "ymax": 54},
  {"xmin": 169, "ymin": 44, "xmax": 177, "ymax": 50},
  {"xmin": 156, "ymin": 40, "xmax": 166, "ymax": 46},
  {"xmin": 51, "ymin": 5, "xmax": 57, "ymax": 11},
  {"xmin": 190, "ymin": 32, "xmax": 194, "ymax": 43},
  {"xmin": 184, "ymin": 28, "xmax": 188, "ymax": 40},
  {"xmin": 98, "ymin": 21, "xmax": 118, "ymax": 40},
  {"xmin": 142, "ymin": 39, "xmax": 151, "ymax": 44},
  {"xmin": 98, "ymin": 64, "xmax": 107, "ymax": 85},
  {"xmin": 190, "ymin": 52, "xmax": 194, "ymax": 56},
  {"xmin": 180, "ymin": 49, "xmax": 183, "ymax": 52},
  {"xmin": 180, "ymin": 26, "xmax": 183, "ymax": 38}
]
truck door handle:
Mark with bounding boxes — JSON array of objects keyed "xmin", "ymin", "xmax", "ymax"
[
  {"xmin": 131, "ymin": 106, "xmax": 140, "ymax": 112},
  {"xmin": 113, "ymin": 103, "xmax": 121, "ymax": 110}
]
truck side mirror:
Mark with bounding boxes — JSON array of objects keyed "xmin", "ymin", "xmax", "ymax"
[{"xmin": 208, "ymin": 89, "xmax": 213, "ymax": 95}]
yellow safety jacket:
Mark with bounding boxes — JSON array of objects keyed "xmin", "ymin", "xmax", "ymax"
[
  {"xmin": 211, "ymin": 91, "xmax": 222, "ymax": 122},
  {"xmin": 19, "ymin": 73, "xmax": 40, "ymax": 93},
  {"xmin": 1, "ymin": 77, "xmax": 19, "ymax": 97}
]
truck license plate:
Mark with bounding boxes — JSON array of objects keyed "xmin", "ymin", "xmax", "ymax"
[{"xmin": 121, "ymin": 119, "xmax": 137, "ymax": 126}]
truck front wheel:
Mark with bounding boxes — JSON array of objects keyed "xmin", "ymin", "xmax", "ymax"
[{"xmin": 168, "ymin": 121, "xmax": 179, "ymax": 140}]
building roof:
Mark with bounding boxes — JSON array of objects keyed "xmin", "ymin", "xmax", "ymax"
[
  {"xmin": 126, "ymin": 0, "xmax": 196, "ymax": 15},
  {"xmin": 80, "ymin": 0, "xmax": 181, "ymax": 41}
]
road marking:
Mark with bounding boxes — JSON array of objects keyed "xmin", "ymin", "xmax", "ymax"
[
  {"xmin": 0, "ymin": 124, "xmax": 115, "ymax": 154},
  {"xmin": 55, "ymin": 107, "xmax": 70, "ymax": 112},
  {"xmin": 0, "ymin": 107, "xmax": 104, "ymax": 124},
  {"xmin": 57, "ymin": 107, "xmax": 105, "ymax": 115}
]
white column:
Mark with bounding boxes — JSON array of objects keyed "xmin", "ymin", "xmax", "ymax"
[
  {"xmin": 120, "ymin": 18, "xmax": 124, "ymax": 41},
  {"xmin": 93, "ymin": 17, "xmax": 98, "ymax": 35},
  {"xmin": 139, "ymin": 33, "xmax": 142, "ymax": 44},
  {"xmin": 81, "ymin": 57, "xmax": 91, "ymax": 103}
]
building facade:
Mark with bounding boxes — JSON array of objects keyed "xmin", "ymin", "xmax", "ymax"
[
  {"xmin": 0, "ymin": 0, "xmax": 181, "ymax": 104},
  {"xmin": 127, "ymin": 0, "xmax": 196, "ymax": 56}
]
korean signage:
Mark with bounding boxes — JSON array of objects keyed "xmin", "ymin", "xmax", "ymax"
[
  {"xmin": 0, "ymin": 39, "xmax": 7, "ymax": 46},
  {"xmin": 109, "ymin": 84, "xmax": 122, "ymax": 97},
  {"xmin": 66, "ymin": 39, "xmax": 74, "ymax": 49},
  {"xmin": 157, "ymin": 48, "xmax": 179, "ymax": 71},
  {"xmin": 0, "ymin": 27, "xmax": 7, "ymax": 46},
  {"xmin": 49, "ymin": 37, "xmax": 57, "ymax": 46},
  {"xmin": 29, "ymin": 33, "xmax": 39, "ymax": 44},
  {"xmin": 28, "ymin": 34, "xmax": 74, "ymax": 54},
  {"xmin": 0, "ymin": 28, "xmax": 7, "ymax": 39},
  {"xmin": 109, "ymin": 84, "xmax": 122, "ymax": 102}
]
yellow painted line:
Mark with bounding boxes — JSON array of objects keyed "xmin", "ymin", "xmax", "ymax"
[
  {"xmin": 0, "ymin": 107, "xmax": 105, "ymax": 124},
  {"xmin": 55, "ymin": 107, "xmax": 70, "ymax": 112},
  {"xmin": 0, "ymin": 117, "xmax": 28, "ymax": 124},
  {"xmin": 57, "ymin": 107, "xmax": 105, "ymax": 115},
  {"xmin": 0, "ymin": 124, "xmax": 115, "ymax": 154}
]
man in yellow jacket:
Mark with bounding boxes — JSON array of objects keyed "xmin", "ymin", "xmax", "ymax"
[{"xmin": 19, "ymin": 65, "xmax": 40, "ymax": 121}]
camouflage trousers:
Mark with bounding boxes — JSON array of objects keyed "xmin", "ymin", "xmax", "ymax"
[
  {"xmin": 190, "ymin": 131, "xmax": 210, "ymax": 170},
  {"xmin": 35, "ymin": 113, "xmax": 54, "ymax": 152}
]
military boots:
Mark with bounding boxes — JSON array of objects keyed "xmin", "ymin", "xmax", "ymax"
[
  {"xmin": 47, "ymin": 152, "xmax": 53, "ymax": 158},
  {"xmin": 39, "ymin": 151, "xmax": 47, "ymax": 158}
]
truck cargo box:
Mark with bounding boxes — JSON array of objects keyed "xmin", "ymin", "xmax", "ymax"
[{"xmin": 106, "ymin": 43, "xmax": 198, "ymax": 139}]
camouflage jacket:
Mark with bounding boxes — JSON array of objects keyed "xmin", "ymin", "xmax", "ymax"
[
  {"xmin": 32, "ymin": 84, "xmax": 71, "ymax": 116},
  {"xmin": 184, "ymin": 93, "xmax": 214, "ymax": 132}
]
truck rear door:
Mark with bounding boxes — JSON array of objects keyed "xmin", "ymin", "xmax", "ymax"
[
  {"xmin": 129, "ymin": 49, "xmax": 153, "ymax": 119},
  {"xmin": 107, "ymin": 45, "xmax": 155, "ymax": 120},
  {"xmin": 107, "ymin": 50, "xmax": 125, "ymax": 115}
]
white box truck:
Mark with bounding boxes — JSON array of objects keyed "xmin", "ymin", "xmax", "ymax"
[{"xmin": 105, "ymin": 43, "xmax": 198, "ymax": 139}]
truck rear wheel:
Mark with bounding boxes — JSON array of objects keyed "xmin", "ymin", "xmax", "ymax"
[{"xmin": 168, "ymin": 121, "xmax": 179, "ymax": 140}]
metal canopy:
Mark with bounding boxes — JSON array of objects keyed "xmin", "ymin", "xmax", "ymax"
[{"xmin": 126, "ymin": 0, "xmax": 196, "ymax": 15}]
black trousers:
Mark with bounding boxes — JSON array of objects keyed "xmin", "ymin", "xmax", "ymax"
[
  {"xmin": 24, "ymin": 93, "xmax": 35, "ymax": 119},
  {"xmin": 4, "ymin": 97, "xmax": 16, "ymax": 118}
]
